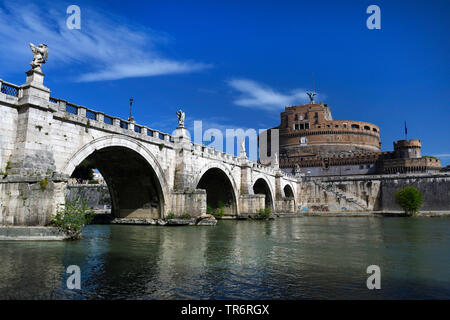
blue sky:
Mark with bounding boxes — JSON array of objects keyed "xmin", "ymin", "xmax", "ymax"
[{"xmin": 1, "ymin": 0, "xmax": 449, "ymax": 164}]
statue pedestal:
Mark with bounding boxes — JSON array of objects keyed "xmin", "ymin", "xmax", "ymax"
[
  {"xmin": 25, "ymin": 69, "xmax": 47, "ymax": 88},
  {"xmin": 173, "ymin": 126, "xmax": 191, "ymax": 144},
  {"xmin": 19, "ymin": 69, "xmax": 50, "ymax": 107}
]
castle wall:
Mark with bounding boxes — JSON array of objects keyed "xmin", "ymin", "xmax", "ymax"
[
  {"xmin": 299, "ymin": 174, "xmax": 450, "ymax": 212},
  {"xmin": 380, "ymin": 175, "xmax": 450, "ymax": 211},
  {"xmin": 277, "ymin": 103, "xmax": 381, "ymax": 156},
  {"xmin": 282, "ymin": 163, "xmax": 377, "ymax": 177}
]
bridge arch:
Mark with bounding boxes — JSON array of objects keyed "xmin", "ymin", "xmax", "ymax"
[
  {"xmin": 282, "ymin": 183, "xmax": 295, "ymax": 199},
  {"xmin": 252, "ymin": 176, "xmax": 275, "ymax": 211},
  {"xmin": 62, "ymin": 135, "xmax": 169, "ymax": 219},
  {"xmin": 195, "ymin": 162, "xmax": 239, "ymax": 216}
]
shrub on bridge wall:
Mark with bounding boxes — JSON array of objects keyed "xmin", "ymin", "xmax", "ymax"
[
  {"xmin": 180, "ymin": 213, "xmax": 191, "ymax": 219},
  {"xmin": 39, "ymin": 178, "xmax": 48, "ymax": 190},
  {"xmin": 50, "ymin": 198, "xmax": 94, "ymax": 240},
  {"xmin": 256, "ymin": 207, "xmax": 271, "ymax": 219},
  {"xmin": 167, "ymin": 212, "xmax": 175, "ymax": 219},
  {"xmin": 212, "ymin": 201, "xmax": 225, "ymax": 219},
  {"xmin": 395, "ymin": 186, "xmax": 423, "ymax": 216}
]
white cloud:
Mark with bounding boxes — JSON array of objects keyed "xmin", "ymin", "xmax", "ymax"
[
  {"xmin": 79, "ymin": 60, "xmax": 208, "ymax": 82},
  {"xmin": 0, "ymin": 1, "xmax": 210, "ymax": 81},
  {"xmin": 227, "ymin": 78, "xmax": 312, "ymax": 111},
  {"xmin": 433, "ymin": 154, "xmax": 450, "ymax": 158}
]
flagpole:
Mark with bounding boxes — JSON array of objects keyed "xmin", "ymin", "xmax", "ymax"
[{"xmin": 404, "ymin": 121, "xmax": 407, "ymax": 140}]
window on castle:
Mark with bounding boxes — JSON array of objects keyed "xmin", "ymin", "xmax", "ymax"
[
  {"xmin": 314, "ymin": 112, "xmax": 318, "ymax": 118},
  {"xmin": 295, "ymin": 114, "xmax": 298, "ymax": 120},
  {"xmin": 305, "ymin": 123, "xmax": 310, "ymax": 129},
  {"xmin": 372, "ymin": 128, "xmax": 378, "ymax": 132},
  {"xmin": 343, "ymin": 124, "xmax": 347, "ymax": 128},
  {"xmin": 294, "ymin": 124, "xmax": 299, "ymax": 130},
  {"xmin": 304, "ymin": 113, "xmax": 308, "ymax": 119},
  {"xmin": 364, "ymin": 126, "xmax": 370, "ymax": 130},
  {"xmin": 300, "ymin": 123, "xmax": 305, "ymax": 130},
  {"xmin": 351, "ymin": 124, "xmax": 360, "ymax": 129}
]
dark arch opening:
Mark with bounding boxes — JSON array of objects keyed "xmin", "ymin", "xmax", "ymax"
[
  {"xmin": 284, "ymin": 185, "xmax": 294, "ymax": 198},
  {"xmin": 197, "ymin": 168, "xmax": 237, "ymax": 216},
  {"xmin": 70, "ymin": 146, "xmax": 164, "ymax": 219},
  {"xmin": 253, "ymin": 178, "xmax": 273, "ymax": 209}
]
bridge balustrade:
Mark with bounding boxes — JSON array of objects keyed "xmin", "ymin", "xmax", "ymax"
[
  {"xmin": 0, "ymin": 80, "xmax": 19, "ymax": 97},
  {"xmin": 86, "ymin": 110, "xmax": 96, "ymax": 120},
  {"xmin": 119, "ymin": 120, "xmax": 128, "ymax": 129},
  {"xmin": 65, "ymin": 103, "xmax": 78, "ymax": 115}
]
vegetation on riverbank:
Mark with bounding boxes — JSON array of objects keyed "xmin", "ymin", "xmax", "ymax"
[
  {"xmin": 50, "ymin": 198, "xmax": 94, "ymax": 239},
  {"xmin": 207, "ymin": 201, "xmax": 225, "ymax": 219},
  {"xmin": 255, "ymin": 207, "xmax": 272, "ymax": 219},
  {"xmin": 395, "ymin": 186, "xmax": 423, "ymax": 216}
]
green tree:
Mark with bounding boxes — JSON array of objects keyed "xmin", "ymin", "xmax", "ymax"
[
  {"xmin": 50, "ymin": 198, "xmax": 94, "ymax": 239},
  {"xmin": 395, "ymin": 186, "xmax": 423, "ymax": 216}
]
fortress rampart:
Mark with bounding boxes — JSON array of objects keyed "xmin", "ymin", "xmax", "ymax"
[
  {"xmin": 300, "ymin": 173, "xmax": 450, "ymax": 212},
  {"xmin": 278, "ymin": 103, "xmax": 381, "ymax": 156}
]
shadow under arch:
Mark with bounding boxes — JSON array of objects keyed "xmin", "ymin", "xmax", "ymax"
[
  {"xmin": 195, "ymin": 165, "xmax": 238, "ymax": 216},
  {"xmin": 253, "ymin": 177, "xmax": 274, "ymax": 210},
  {"xmin": 283, "ymin": 184, "xmax": 295, "ymax": 198},
  {"xmin": 62, "ymin": 136, "xmax": 168, "ymax": 219}
]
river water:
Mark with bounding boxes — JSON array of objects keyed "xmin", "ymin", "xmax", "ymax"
[{"xmin": 0, "ymin": 217, "xmax": 449, "ymax": 299}]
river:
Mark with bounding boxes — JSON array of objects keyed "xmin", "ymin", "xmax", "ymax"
[{"xmin": 0, "ymin": 217, "xmax": 449, "ymax": 299}]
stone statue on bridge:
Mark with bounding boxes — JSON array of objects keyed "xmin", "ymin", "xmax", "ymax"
[
  {"xmin": 176, "ymin": 109, "xmax": 185, "ymax": 128},
  {"xmin": 29, "ymin": 43, "xmax": 48, "ymax": 72},
  {"xmin": 240, "ymin": 139, "xmax": 246, "ymax": 153}
]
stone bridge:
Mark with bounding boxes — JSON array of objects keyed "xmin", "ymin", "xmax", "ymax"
[{"xmin": 0, "ymin": 68, "xmax": 298, "ymax": 225}]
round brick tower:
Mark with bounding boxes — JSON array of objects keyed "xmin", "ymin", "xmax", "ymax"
[{"xmin": 277, "ymin": 102, "xmax": 381, "ymax": 157}]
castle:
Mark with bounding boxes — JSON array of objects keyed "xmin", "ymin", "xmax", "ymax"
[{"xmin": 261, "ymin": 97, "xmax": 442, "ymax": 176}]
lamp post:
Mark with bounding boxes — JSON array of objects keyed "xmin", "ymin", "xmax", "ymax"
[{"xmin": 128, "ymin": 98, "xmax": 134, "ymax": 122}]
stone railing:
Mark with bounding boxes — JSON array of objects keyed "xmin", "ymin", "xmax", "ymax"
[
  {"xmin": 0, "ymin": 79, "xmax": 20, "ymax": 98},
  {"xmin": 189, "ymin": 142, "xmax": 241, "ymax": 165},
  {"xmin": 188, "ymin": 141, "xmax": 295, "ymax": 179},
  {"xmin": 49, "ymin": 96, "xmax": 175, "ymax": 144},
  {"xmin": 1, "ymin": 78, "xmax": 299, "ymax": 181}
]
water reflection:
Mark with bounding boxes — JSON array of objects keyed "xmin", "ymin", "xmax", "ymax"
[{"xmin": 0, "ymin": 217, "xmax": 449, "ymax": 299}]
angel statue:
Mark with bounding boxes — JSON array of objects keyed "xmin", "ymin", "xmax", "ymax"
[
  {"xmin": 306, "ymin": 92, "xmax": 316, "ymax": 104},
  {"xmin": 240, "ymin": 139, "xmax": 246, "ymax": 153},
  {"xmin": 29, "ymin": 43, "xmax": 48, "ymax": 71},
  {"xmin": 176, "ymin": 109, "xmax": 185, "ymax": 127}
]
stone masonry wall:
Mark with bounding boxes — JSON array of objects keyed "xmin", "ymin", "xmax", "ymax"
[
  {"xmin": 65, "ymin": 184, "xmax": 111, "ymax": 210},
  {"xmin": 0, "ymin": 104, "xmax": 18, "ymax": 174},
  {"xmin": 300, "ymin": 173, "xmax": 450, "ymax": 212},
  {"xmin": 0, "ymin": 177, "xmax": 66, "ymax": 226},
  {"xmin": 380, "ymin": 175, "xmax": 450, "ymax": 211}
]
